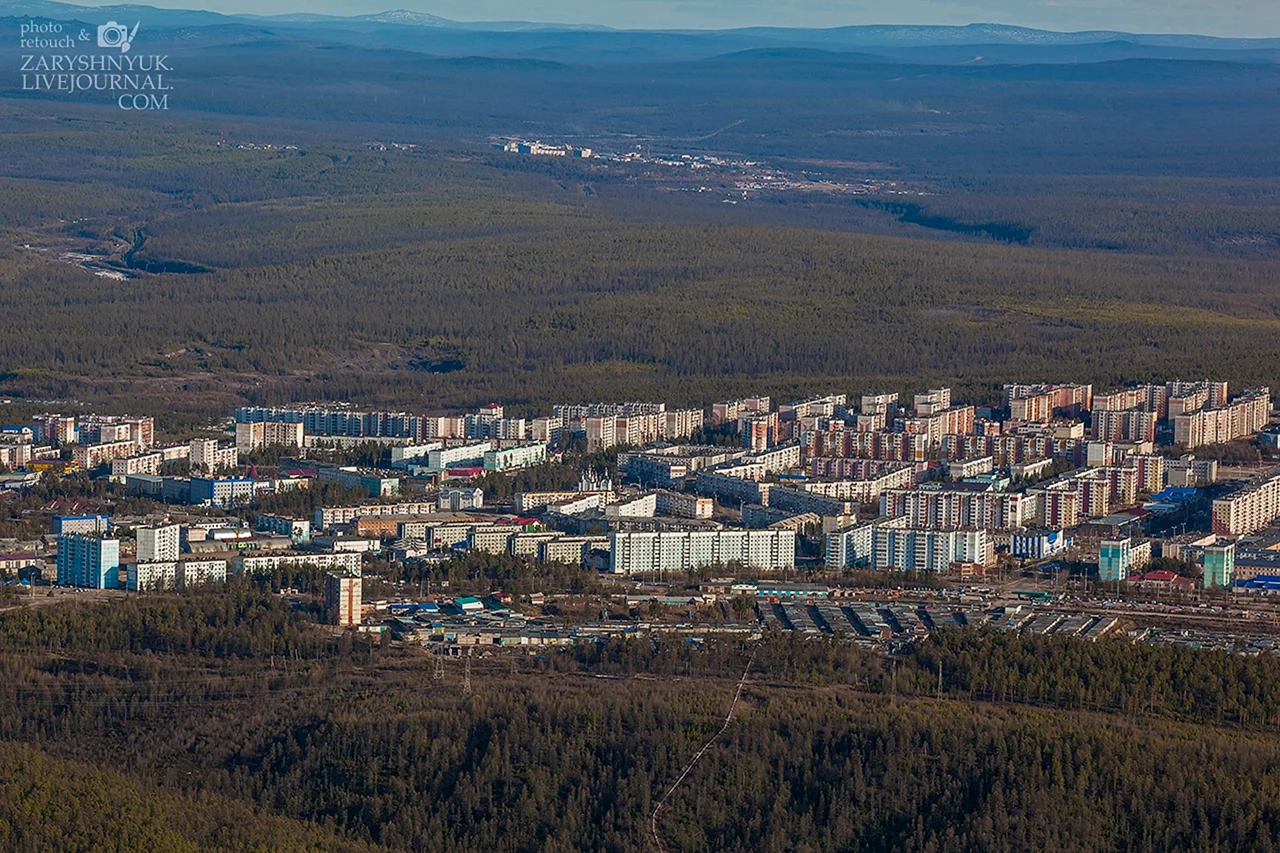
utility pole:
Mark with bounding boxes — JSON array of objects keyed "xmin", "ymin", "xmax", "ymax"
[{"xmin": 937, "ymin": 658, "xmax": 943, "ymax": 700}]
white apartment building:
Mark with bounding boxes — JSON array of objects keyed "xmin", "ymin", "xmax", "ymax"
[
  {"xmin": 189, "ymin": 439, "xmax": 239, "ymax": 474},
  {"xmin": 137, "ymin": 523, "xmax": 181, "ymax": 563},
  {"xmin": 1213, "ymin": 467, "xmax": 1280, "ymax": 536},
  {"xmin": 235, "ymin": 552, "xmax": 362, "ymax": 575},
  {"xmin": 608, "ymin": 529, "xmax": 796, "ymax": 574},
  {"xmin": 128, "ymin": 561, "xmax": 177, "ymax": 591},
  {"xmin": 235, "ymin": 420, "xmax": 305, "ymax": 452},
  {"xmin": 180, "ymin": 559, "xmax": 229, "ymax": 587}
]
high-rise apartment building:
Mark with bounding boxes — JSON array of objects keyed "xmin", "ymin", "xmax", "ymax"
[
  {"xmin": 56, "ymin": 534, "xmax": 120, "ymax": 589},
  {"xmin": 325, "ymin": 572, "xmax": 362, "ymax": 626},
  {"xmin": 136, "ymin": 523, "xmax": 181, "ymax": 563}
]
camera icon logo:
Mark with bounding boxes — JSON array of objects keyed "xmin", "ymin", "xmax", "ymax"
[{"xmin": 97, "ymin": 21, "xmax": 139, "ymax": 52}]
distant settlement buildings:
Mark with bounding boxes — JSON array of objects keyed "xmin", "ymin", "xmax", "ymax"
[{"xmin": 5, "ymin": 376, "xmax": 1277, "ymax": 597}]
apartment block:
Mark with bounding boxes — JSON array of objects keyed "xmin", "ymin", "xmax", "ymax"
[
  {"xmin": 483, "ymin": 444, "xmax": 547, "ymax": 472},
  {"xmin": 1203, "ymin": 543, "xmax": 1236, "ymax": 589},
  {"xmin": 766, "ymin": 487, "xmax": 855, "ymax": 518},
  {"xmin": 781, "ymin": 394, "xmax": 847, "ymax": 421},
  {"xmin": 824, "ymin": 519, "xmax": 881, "ymax": 568},
  {"xmin": 710, "ymin": 397, "xmax": 771, "ymax": 426},
  {"xmin": 605, "ymin": 493, "xmax": 660, "ymax": 518},
  {"xmin": 947, "ymin": 456, "xmax": 995, "ymax": 479},
  {"xmin": 1003, "ymin": 384, "xmax": 1092, "ymax": 420},
  {"xmin": 236, "ymin": 552, "xmax": 362, "ymax": 575},
  {"xmin": 860, "ymin": 393, "xmax": 899, "ymax": 416},
  {"xmin": 1092, "ymin": 409, "xmax": 1157, "ymax": 443},
  {"xmin": 1123, "ymin": 455, "xmax": 1165, "ymax": 495},
  {"xmin": 798, "ymin": 466, "xmax": 915, "ymax": 504},
  {"xmin": 1212, "ymin": 468, "xmax": 1280, "ymax": 536},
  {"xmin": 73, "ymin": 440, "xmax": 139, "ymax": 470},
  {"xmin": 235, "ymin": 420, "xmax": 304, "ymax": 452},
  {"xmin": 609, "ymin": 529, "xmax": 796, "ymax": 574},
  {"xmin": 313, "ymin": 502, "xmax": 437, "ymax": 531},
  {"xmin": 807, "ymin": 457, "xmax": 921, "ymax": 481},
  {"xmin": 872, "ymin": 526, "xmax": 994, "ymax": 573},
  {"xmin": 913, "ymin": 389, "xmax": 952, "ymax": 416},
  {"xmin": 805, "ymin": 429, "xmax": 930, "ymax": 463},
  {"xmin": 662, "ymin": 408, "xmax": 704, "ymax": 440},
  {"xmin": 1099, "ymin": 538, "xmax": 1134, "ymax": 582},
  {"xmin": 655, "ymin": 490, "xmax": 714, "ymax": 519},
  {"xmin": 539, "ymin": 536, "xmax": 609, "ymax": 565},
  {"xmin": 110, "ymin": 444, "xmax": 192, "ymax": 482},
  {"xmin": 56, "ymin": 534, "xmax": 120, "ymax": 589},
  {"xmin": 128, "ymin": 561, "xmax": 177, "ymax": 591},
  {"xmin": 1173, "ymin": 389, "xmax": 1270, "ymax": 449},
  {"xmin": 179, "ymin": 559, "xmax": 229, "ymax": 587},
  {"xmin": 189, "ymin": 439, "xmax": 239, "ymax": 474},
  {"xmin": 880, "ymin": 487, "xmax": 1037, "ymax": 530},
  {"xmin": 325, "ymin": 572, "xmax": 362, "ymax": 626},
  {"xmin": 1167, "ymin": 456, "xmax": 1219, "ymax": 488},
  {"xmin": 190, "ymin": 477, "xmax": 255, "ymax": 507},
  {"xmin": 53, "ymin": 515, "xmax": 110, "ymax": 535},
  {"xmin": 896, "ymin": 406, "xmax": 976, "ymax": 449},
  {"xmin": 137, "ymin": 523, "xmax": 181, "ymax": 563}
]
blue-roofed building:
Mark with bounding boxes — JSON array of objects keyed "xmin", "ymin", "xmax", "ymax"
[
  {"xmin": 1149, "ymin": 487, "xmax": 1200, "ymax": 504},
  {"xmin": 1234, "ymin": 575, "xmax": 1280, "ymax": 594},
  {"xmin": 56, "ymin": 534, "xmax": 120, "ymax": 588},
  {"xmin": 190, "ymin": 477, "xmax": 255, "ymax": 507},
  {"xmin": 52, "ymin": 514, "xmax": 110, "ymax": 535}
]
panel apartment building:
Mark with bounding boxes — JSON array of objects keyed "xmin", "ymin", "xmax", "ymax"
[
  {"xmin": 609, "ymin": 529, "xmax": 796, "ymax": 574},
  {"xmin": 1213, "ymin": 467, "xmax": 1280, "ymax": 536},
  {"xmin": 1173, "ymin": 388, "xmax": 1270, "ymax": 450}
]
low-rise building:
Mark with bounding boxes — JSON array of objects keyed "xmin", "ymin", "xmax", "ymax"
[
  {"xmin": 190, "ymin": 477, "xmax": 256, "ymax": 507},
  {"xmin": 128, "ymin": 561, "xmax": 177, "ymax": 591},
  {"xmin": 438, "ymin": 487, "xmax": 484, "ymax": 511},
  {"xmin": 235, "ymin": 552, "xmax": 362, "ymax": 575}
]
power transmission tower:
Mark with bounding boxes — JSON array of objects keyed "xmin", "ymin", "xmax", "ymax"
[
  {"xmin": 937, "ymin": 659, "xmax": 943, "ymax": 700},
  {"xmin": 463, "ymin": 651, "xmax": 472, "ymax": 696},
  {"xmin": 433, "ymin": 653, "xmax": 444, "ymax": 681},
  {"xmin": 510, "ymin": 654, "xmax": 518, "ymax": 676}
]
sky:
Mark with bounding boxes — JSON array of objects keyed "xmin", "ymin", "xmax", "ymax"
[{"xmin": 65, "ymin": 0, "xmax": 1280, "ymax": 38}]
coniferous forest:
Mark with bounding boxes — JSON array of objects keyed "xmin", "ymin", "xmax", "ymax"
[{"xmin": 1, "ymin": 590, "xmax": 1280, "ymax": 851}]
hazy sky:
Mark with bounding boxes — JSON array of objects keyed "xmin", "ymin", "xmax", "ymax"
[{"xmin": 70, "ymin": 0, "xmax": 1280, "ymax": 37}]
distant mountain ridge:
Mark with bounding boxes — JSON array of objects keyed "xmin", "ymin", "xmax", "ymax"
[{"xmin": 6, "ymin": 0, "xmax": 1280, "ymax": 48}]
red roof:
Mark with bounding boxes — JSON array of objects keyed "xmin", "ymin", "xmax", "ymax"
[{"xmin": 1140, "ymin": 569, "xmax": 1179, "ymax": 582}]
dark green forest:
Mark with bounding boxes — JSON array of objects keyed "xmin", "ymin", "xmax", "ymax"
[
  {"xmin": 3, "ymin": 592, "xmax": 1280, "ymax": 851},
  {"xmin": 3, "ymin": 93, "xmax": 1280, "ymax": 416}
]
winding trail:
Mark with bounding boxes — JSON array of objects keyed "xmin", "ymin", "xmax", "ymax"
[{"xmin": 650, "ymin": 652, "xmax": 756, "ymax": 853}]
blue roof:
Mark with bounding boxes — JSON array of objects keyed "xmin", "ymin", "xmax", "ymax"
[
  {"xmin": 1150, "ymin": 487, "xmax": 1199, "ymax": 503},
  {"xmin": 1236, "ymin": 575, "xmax": 1280, "ymax": 590}
]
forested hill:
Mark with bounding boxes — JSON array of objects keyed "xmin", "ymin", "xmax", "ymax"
[
  {"xmin": 3, "ymin": 593, "xmax": 1280, "ymax": 851},
  {"xmin": 4, "ymin": 109, "xmax": 1280, "ymax": 414}
]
